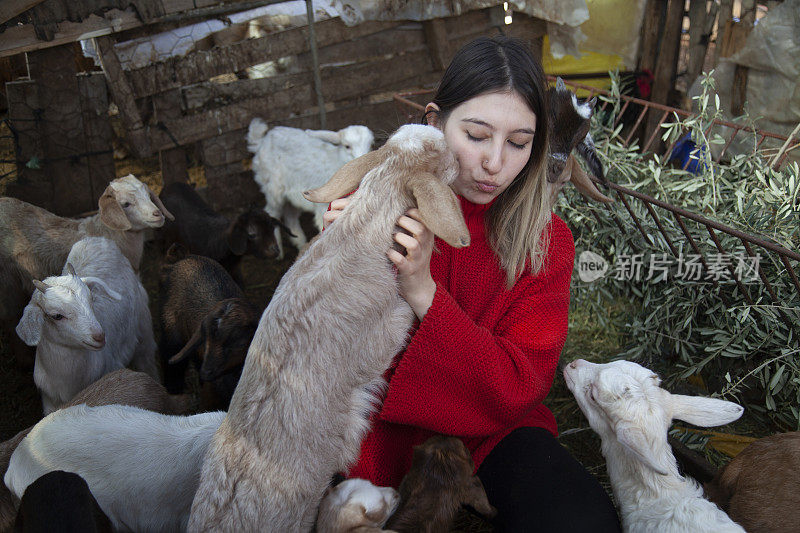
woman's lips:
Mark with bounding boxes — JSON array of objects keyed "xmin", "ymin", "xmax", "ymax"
[{"xmin": 475, "ymin": 181, "xmax": 498, "ymax": 193}]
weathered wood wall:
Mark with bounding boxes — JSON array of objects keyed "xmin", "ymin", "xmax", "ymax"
[
  {"xmin": 125, "ymin": 6, "xmax": 545, "ymax": 210},
  {"xmin": 4, "ymin": 4, "xmax": 545, "ymax": 213}
]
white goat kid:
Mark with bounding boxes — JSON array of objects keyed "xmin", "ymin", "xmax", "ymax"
[
  {"xmin": 563, "ymin": 359, "xmax": 745, "ymax": 533},
  {"xmin": 16, "ymin": 237, "xmax": 158, "ymax": 414},
  {"xmin": 247, "ymin": 118, "xmax": 374, "ymax": 258},
  {"xmin": 4, "ymin": 404, "xmax": 224, "ymax": 532},
  {"xmin": 316, "ymin": 479, "xmax": 399, "ymax": 533},
  {"xmin": 188, "ymin": 124, "xmax": 469, "ymax": 531}
]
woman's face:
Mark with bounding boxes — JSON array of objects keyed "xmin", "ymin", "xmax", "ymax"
[{"xmin": 428, "ymin": 90, "xmax": 537, "ymax": 205}]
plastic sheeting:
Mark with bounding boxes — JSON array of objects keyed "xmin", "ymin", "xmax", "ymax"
[{"xmin": 688, "ymin": 0, "xmax": 800, "ymax": 164}]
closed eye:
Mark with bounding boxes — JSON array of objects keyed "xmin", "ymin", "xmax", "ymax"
[
  {"xmin": 508, "ymin": 140, "xmax": 527, "ymax": 149},
  {"xmin": 466, "ymin": 132, "xmax": 486, "ymax": 142}
]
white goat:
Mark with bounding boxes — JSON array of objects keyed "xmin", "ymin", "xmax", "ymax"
[
  {"xmin": 188, "ymin": 124, "xmax": 469, "ymax": 531},
  {"xmin": 1, "ymin": 174, "xmax": 172, "ymax": 366},
  {"xmin": 316, "ymin": 479, "xmax": 399, "ymax": 533},
  {"xmin": 16, "ymin": 237, "xmax": 158, "ymax": 414},
  {"xmin": 247, "ymin": 117, "xmax": 374, "ymax": 258},
  {"xmin": 4, "ymin": 404, "xmax": 224, "ymax": 532},
  {"xmin": 0, "ymin": 369, "xmax": 191, "ymax": 531},
  {"xmin": 563, "ymin": 359, "xmax": 746, "ymax": 533}
]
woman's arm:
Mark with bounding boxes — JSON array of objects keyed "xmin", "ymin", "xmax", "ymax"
[{"xmin": 379, "ymin": 217, "xmax": 575, "ymax": 438}]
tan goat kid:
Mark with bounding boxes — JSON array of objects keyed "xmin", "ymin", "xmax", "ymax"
[{"xmin": 187, "ymin": 124, "xmax": 470, "ymax": 532}]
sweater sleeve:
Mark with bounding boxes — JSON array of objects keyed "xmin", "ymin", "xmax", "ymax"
[{"xmin": 379, "ymin": 217, "xmax": 575, "ymax": 438}]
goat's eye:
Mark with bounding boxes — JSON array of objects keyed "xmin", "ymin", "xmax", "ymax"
[
  {"xmin": 121, "ymin": 202, "xmax": 131, "ymax": 208},
  {"xmin": 50, "ymin": 313, "xmax": 64, "ymax": 321}
]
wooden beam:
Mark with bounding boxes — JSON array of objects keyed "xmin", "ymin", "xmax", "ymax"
[
  {"xmin": 423, "ymin": 18, "xmax": 450, "ymax": 71},
  {"xmin": 637, "ymin": 0, "xmax": 663, "ymax": 73},
  {"xmin": 712, "ymin": 0, "xmax": 733, "ymax": 67},
  {"xmin": 645, "ymin": 0, "xmax": 684, "ymax": 148},
  {"xmin": 93, "ymin": 35, "xmax": 152, "ymax": 158},
  {"xmin": 154, "ymin": 89, "xmax": 189, "ymax": 185},
  {"xmin": 0, "ymin": 8, "xmax": 142, "ymax": 58},
  {"xmin": 686, "ymin": 0, "xmax": 710, "ymax": 87},
  {"xmin": 126, "ymin": 18, "xmax": 400, "ymax": 98},
  {"xmin": 0, "ymin": 0, "xmax": 48, "ymax": 25}
]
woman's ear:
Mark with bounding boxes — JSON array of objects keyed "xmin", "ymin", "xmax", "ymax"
[{"xmin": 424, "ymin": 103, "xmax": 441, "ymax": 128}]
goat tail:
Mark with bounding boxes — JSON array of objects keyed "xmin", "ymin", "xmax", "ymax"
[
  {"xmin": 576, "ymin": 132, "xmax": 606, "ymax": 184},
  {"xmin": 247, "ymin": 118, "xmax": 270, "ymax": 153}
]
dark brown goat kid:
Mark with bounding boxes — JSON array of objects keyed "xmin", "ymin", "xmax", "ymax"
[
  {"xmin": 159, "ymin": 244, "xmax": 259, "ymax": 409},
  {"xmin": 385, "ymin": 435, "xmax": 496, "ymax": 532},
  {"xmin": 159, "ymin": 182, "xmax": 289, "ymax": 286},
  {"xmin": 546, "ymin": 77, "xmax": 613, "ymax": 206}
]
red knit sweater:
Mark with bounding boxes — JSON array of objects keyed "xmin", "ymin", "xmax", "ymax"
[{"xmin": 347, "ymin": 196, "xmax": 575, "ymax": 488}]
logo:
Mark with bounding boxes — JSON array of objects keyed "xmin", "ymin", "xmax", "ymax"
[{"xmin": 578, "ymin": 250, "xmax": 608, "ymax": 282}]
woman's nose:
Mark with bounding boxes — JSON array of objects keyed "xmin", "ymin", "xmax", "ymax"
[{"xmin": 482, "ymin": 145, "xmax": 503, "ymax": 174}]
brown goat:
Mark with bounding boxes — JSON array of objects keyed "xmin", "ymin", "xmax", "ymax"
[
  {"xmin": 704, "ymin": 431, "xmax": 800, "ymax": 533},
  {"xmin": 385, "ymin": 435, "xmax": 496, "ymax": 533},
  {"xmin": 0, "ymin": 369, "xmax": 190, "ymax": 531}
]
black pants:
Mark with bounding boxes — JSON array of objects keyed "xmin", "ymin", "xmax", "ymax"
[{"xmin": 476, "ymin": 427, "xmax": 622, "ymax": 532}]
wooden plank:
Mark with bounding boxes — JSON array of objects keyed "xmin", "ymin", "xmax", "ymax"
[
  {"xmin": 93, "ymin": 35, "xmax": 152, "ymax": 158},
  {"xmin": 712, "ymin": 0, "xmax": 733, "ymax": 66},
  {"xmin": 154, "ymin": 89, "xmax": 189, "ymax": 185},
  {"xmin": 731, "ymin": 0, "xmax": 755, "ymax": 116},
  {"xmin": 184, "ymin": 48, "xmax": 434, "ymax": 110},
  {"xmin": 77, "ymin": 72, "xmax": 115, "ymax": 204},
  {"xmin": 637, "ymin": 0, "xmax": 662, "ymax": 73},
  {"xmin": 4, "ymin": 80, "xmax": 51, "ymax": 208},
  {"xmin": 0, "ymin": 8, "xmax": 142, "ymax": 58},
  {"xmin": 127, "ymin": 18, "xmax": 400, "ymax": 98},
  {"xmin": 27, "ymin": 44, "xmax": 95, "ymax": 215},
  {"xmin": 201, "ymin": 130, "xmax": 249, "ymax": 168},
  {"xmin": 424, "ymin": 18, "xmax": 450, "ymax": 71},
  {"xmin": 0, "ymin": 0, "xmax": 48, "ymax": 25},
  {"xmin": 646, "ymin": 0, "xmax": 684, "ymax": 149},
  {"xmin": 159, "ymin": 52, "xmax": 437, "ymax": 150}
]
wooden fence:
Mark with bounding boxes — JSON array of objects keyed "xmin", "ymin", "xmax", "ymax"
[{"xmin": 5, "ymin": 5, "xmax": 546, "ymax": 213}]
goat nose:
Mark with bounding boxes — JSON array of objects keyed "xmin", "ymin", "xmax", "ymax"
[
  {"xmin": 92, "ymin": 332, "xmax": 105, "ymax": 344},
  {"xmin": 153, "ymin": 209, "xmax": 162, "ymax": 217},
  {"xmin": 568, "ymin": 361, "xmax": 578, "ymax": 369}
]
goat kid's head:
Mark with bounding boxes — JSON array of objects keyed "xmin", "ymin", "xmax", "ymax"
[
  {"xmin": 16, "ymin": 263, "xmax": 121, "ymax": 349},
  {"xmin": 407, "ymin": 435, "xmax": 497, "ymax": 518},
  {"xmin": 319, "ymin": 479, "xmax": 399, "ymax": 530},
  {"xmin": 563, "ymin": 359, "xmax": 744, "ymax": 476},
  {"xmin": 304, "ymin": 125, "xmax": 375, "ymax": 159},
  {"xmin": 546, "ymin": 78, "xmax": 612, "ymax": 204},
  {"xmin": 227, "ymin": 209, "xmax": 293, "ymax": 259},
  {"xmin": 169, "ymin": 298, "xmax": 257, "ymax": 383},
  {"xmin": 303, "ymin": 124, "xmax": 470, "ymax": 249},
  {"xmin": 99, "ymin": 174, "xmax": 175, "ymax": 231}
]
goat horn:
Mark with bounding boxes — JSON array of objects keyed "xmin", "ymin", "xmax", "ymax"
[
  {"xmin": 65, "ymin": 263, "xmax": 77, "ymax": 276},
  {"xmin": 303, "ymin": 146, "xmax": 388, "ymax": 204},
  {"xmin": 33, "ymin": 280, "xmax": 50, "ymax": 293}
]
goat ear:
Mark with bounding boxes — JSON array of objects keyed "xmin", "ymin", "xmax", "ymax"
[
  {"xmin": 99, "ymin": 188, "xmax": 132, "ymax": 231},
  {"xmin": 408, "ymin": 173, "xmax": 470, "ymax": 248},
  {"xmin": 16, "ymin": 303, "xmax": 44, "ymax": 346},
  {"xmin": 556, "ymin": 77, "xmax": 567, "ymax": 91},
  {"xmin": 615, "ymin": 422, "xmax": 670, "ymax": 476},
  {"xmin": 462, "ymin": 477, "xmax": 497, "ymax": 518},
  {"xmin": 150, "ymin": 187, "xmax": 175, "ymax": 221},
  {"xmin": 671, "ymin": 394, "xmax": 744, "ymax": 427},
  {"xmin": 81, "ymin": 276, "xmax": 122, "ymax": 300},
  {"xmin": 303, "ymin": 147, "xmax": 387, "ymax": 203},
  {"xmin": 169, "ymin": 324, "xmax": 205, "ymax": 364},
  {"xmin": 587, "ymin": 96, "xmax": 597, "ymax": 110},
  {"xmin": 568, "ymin": 157, "xmax": 613, "ymax": 203},
  {"xmin": 227, "ymin": 216, "xmax": 249, "ymax": 256},
  {"xmin": 304, "ymin": 129, "xmax": 341, "ymax": 144}
]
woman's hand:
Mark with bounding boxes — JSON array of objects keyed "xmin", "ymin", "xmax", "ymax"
[
  {"xmin": 322, "ymin": 196, "xmax": 351, "ymax": 229},
  {"xmin": 388, "ymin": 208, "xmax": 437, "ymax": 320}
]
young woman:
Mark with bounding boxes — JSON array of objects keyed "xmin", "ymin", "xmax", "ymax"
[{"xmin": 324, "ymin": 35, "xmax": 621, "ymax": 532}]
